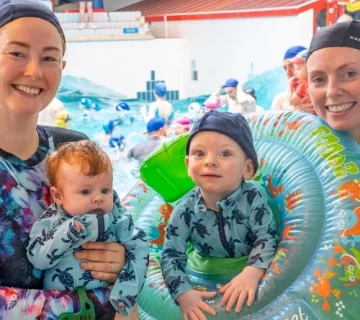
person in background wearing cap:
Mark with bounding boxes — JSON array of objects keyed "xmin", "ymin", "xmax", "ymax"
[
  {"xmin": 287, "ymin": 50, "xmax": 316, "ymax": 114},
  {"xmin": 307, "ymin": 20, "xmax": 360, "ymax": 144},
  {"xmin": 271, "ymin": 45, "xmax": 307, "ymax": 110},
  {"xmin": 38, "ymin": 97, "xmax": 67, "ymax": 126},
  {"xmin": 143, "ymin": 81, "xmax": 174, "ymax": 127},
  {"xmin": 244, "ymin": 87, "xmax": 264, "ymax": 111},
  {"xmin": 161, "ymin": 111, "xmax": 278, "ymax": 319},
  {"xmin": 128, "ymin": 117, "xmax": 167, "ymax": 163},
  {"xmin": 173, "ymin": 118, "xmax": 191, "ymax": 135},
  {"xmin": 210, "ymin": 78, "xmax": 257, "ymax": 114},
  {"xmin": 203, "ymin": 95, "xmax": 221, "ymax": 112},
  {"xmin": 0, "ymin": 1, "xmax": 128, "ymax": 319}
]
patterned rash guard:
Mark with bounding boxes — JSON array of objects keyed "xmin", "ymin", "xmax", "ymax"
[
  {"xmin": 27, "ymin": 199, "xmax": 149, "ymax": 316},
  {"xmin": 160, "ymin": 182, "xmax": 279, "ymax": 302},
  {"xmin": 0, "ymin": 126, "xmax": 117, "ymax": 319}
]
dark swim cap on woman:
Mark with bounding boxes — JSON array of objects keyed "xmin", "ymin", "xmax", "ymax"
[
  {"xmin": 0, "ymin": 0, "xmax": 65, "ymax": 43},
  {"xmin": 307, "ymin": 20, "xmax": 360, "ymax": 60}
]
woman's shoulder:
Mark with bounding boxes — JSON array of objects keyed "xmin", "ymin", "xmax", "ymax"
[{"xmin": 42, "ymin": 126, "xmax": 89, "ymax": 148}]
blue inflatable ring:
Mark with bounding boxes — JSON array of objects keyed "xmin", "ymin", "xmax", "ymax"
[{"xmin": 123, "ymin": 111, "xmax": 360, "ymax": 320}]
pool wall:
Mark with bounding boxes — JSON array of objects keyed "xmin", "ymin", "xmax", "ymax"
[{"xmin": 62, "ymin": 9, "xmax": 314, "ymax": 102}]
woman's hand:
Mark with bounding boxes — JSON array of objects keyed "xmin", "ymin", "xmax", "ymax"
[
  {"xmin": 219, "ymin": 266, "xmax": 265, "ymax": 313},
  {"xmin": 177, "ymin": 289, "xmax": 217, "ymax": 320},
  {"xmin": 74, "ymin": 242, "xmax": 126, "ymax": 283}
]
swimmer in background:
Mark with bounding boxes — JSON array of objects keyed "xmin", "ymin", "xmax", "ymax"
[
  {"xmin": 173, "ymin": 118, "xmax": 191, "ymax": 135},
  {"xmin": 38, "ymin": 97, "xmax": 70, "ymax": 127},
  {"xmin": 271, "ymin": 45, "xmax": 307, "ymax": 110},
  {"xmin": 141, "ymin": 82, "xmax": 174, "ymax": 127},
  {"xmin": 203, "ymin": 96, "xmax": 221, "ymax": 113},
  {"xmin": 243, "ymin": 88, "xmax": 264, "ymax": 112},
  {"xmin": 210, "ymin": 78, "xmax": 257, "ymax": 114},
  {"xmin": 127, "ymin": 117, "xmax": 167, "ymax": 164},
  {"xmin": 187, "ymin": 99, "xmax": 202, "ymax": 121},
  {"xmin": 288, "ymin": 50, "xmax": 316, "ymax": 115}
]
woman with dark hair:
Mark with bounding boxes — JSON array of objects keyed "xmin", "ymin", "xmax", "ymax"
[{"xmin": 0, "ymin": 0, "xmax": 126, "ymax": 318}]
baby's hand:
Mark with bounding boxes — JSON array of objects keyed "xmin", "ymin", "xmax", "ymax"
[
  {"xmin": 177, "ymin": 289, "xmax": 217, "ymax": 320},
  {"xmin": 73, "ymin": 220, "xmax": 85, "ymax": 232},
  {"xmin": 219, "ymin": 266, "xmax": 265, "ymax": 313}
]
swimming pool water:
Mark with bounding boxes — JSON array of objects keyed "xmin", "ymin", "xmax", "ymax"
[{"xmin": 57, "ymin": 67, "xmax": 286, "ymax": 198}]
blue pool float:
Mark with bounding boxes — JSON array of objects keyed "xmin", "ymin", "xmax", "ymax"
[{"xmin": 121, "ymin": 110, "xmax": 360, "ymax": 320}]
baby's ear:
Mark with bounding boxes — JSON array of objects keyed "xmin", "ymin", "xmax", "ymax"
[
  {"xmin": 185, "ymin": 156, "xmax": 191, "ymax": 176},
  {"xmin": 50, "ymin": 186, "xmax": 63, "ymax": 205},
  {"xmin": 243, "ymin": 158, "xmax": 255, "ymax": 180}
]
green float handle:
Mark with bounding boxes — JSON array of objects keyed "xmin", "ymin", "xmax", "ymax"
[
  {"xmin": 140, "ymin": 133, "xmax": 195, "ymax": 203},
  {"xmin": 58, "ymin": 286, "xmax": 95, "ymax": 320}
]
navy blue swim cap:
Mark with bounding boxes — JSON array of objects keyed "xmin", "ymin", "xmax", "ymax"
[{"xmin": 0, "ymin": 0, "xmax": 65, "ymax": 45}]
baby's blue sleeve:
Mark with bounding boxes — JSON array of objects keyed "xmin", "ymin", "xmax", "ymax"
[
  {"xmin": 246, "ymin": 188, "xmax": 279, "ymax": 269},
  {"xmin": 160, "ymin": 199, "xmax": 193, "ymax": 303},
  {"xmin": 26, "ymin": 207, "xmax": 99, "ymax": 270},
  {"xmin": 109, "ymin": 197, "xmax": 149, "ymax": 316}
]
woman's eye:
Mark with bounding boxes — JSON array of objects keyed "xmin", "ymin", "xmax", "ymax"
[
  {"xmin": 42, "ymin": 56, "xmax": 57, "ymax": 62},
  {"xmin": 344, "ymin": 71, "xmax": 357, "ymax": 78},
  {"xmin": 10, "ymin": 52, "xmax": 24, "ymax": 58},
  {"xmin": 311, "ymin": 77, "xmax": 325, "ymax": 84}
]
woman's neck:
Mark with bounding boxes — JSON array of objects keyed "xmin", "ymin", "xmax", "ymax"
[
  {"xmin": 349, "ymin": 127, "xmax": 360, "ymax": 145},
  {"xmin": 0, "ymin": 117, "xmax": 39, "ymax": 160}
]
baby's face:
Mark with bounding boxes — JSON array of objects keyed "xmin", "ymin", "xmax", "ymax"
[
  {"xmin": 185, "ymin": 131, "xmax": 254, "ymax": 202},
  {"xmin": 52, "ymin": 162, "xmax": 113, "ymax": 216},
  {"xmin": 174, "ymin": 124, "xmax": 188, "ymax": 135},
  {"xmin": 294, "ymin": 63, "xmax": 307, "ymax": 80}
]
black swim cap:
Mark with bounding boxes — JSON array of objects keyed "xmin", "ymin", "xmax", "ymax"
[
  {"xmin": 307, "ymin": 21, "xmax": 360, "ymax": 61},
  {"xmin": 0, "ymin": 0, "xmax": 65, "ymax": 45}
]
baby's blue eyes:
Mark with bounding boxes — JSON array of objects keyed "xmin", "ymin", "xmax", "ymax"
[
  {"xmin": 193, "ymin": 151, "xmax": 231, "ymax": 157},
  {"xmin": 220, "ymin": 151, "xmax": 231, "ymax": 157},
  {"xmin": 80, "ymin": 189, "xmax": 110, "ymax": 195}
]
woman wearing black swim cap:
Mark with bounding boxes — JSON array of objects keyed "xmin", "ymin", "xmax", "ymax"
[
  {"xmin": 0, "ymin": 0, "xmax": 126, "ymax": 318},
  {"xmin": 307, "ymin": 21, "xmax": 360, "ymax": 143}
]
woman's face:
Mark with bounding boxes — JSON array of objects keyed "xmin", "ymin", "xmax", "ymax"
[
  {"xmin": 307, "ymin": 47, "xmax": 360, "ymax": 142},
  {"xmin": 0, "ymin": 17, "xmax": 65, "ymax": 119}
]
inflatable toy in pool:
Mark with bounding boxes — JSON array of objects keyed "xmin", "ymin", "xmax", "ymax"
[{"xmin": 122, "ymin": 111, "xmax": 360, "ymax": 320}]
